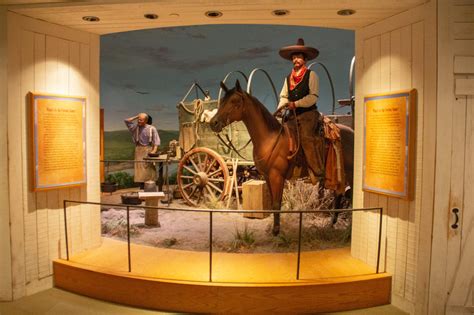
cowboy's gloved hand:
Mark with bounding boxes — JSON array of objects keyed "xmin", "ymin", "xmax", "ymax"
[
  {"xmin": 274, "ymin": 106, "xmax": 284, "ymax": 118},
  {"xmin": 287, "ymin": 101, "xmax": 296, "ymax": 110}
]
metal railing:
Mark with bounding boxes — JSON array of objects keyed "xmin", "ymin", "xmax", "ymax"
[{"xmin": 63, "ymin": 200, "xmax": 383, "ymax": 282}]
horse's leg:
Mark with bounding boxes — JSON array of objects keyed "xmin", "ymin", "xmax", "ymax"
[
  {"xmin": 267, "ymin": 174, "xmax": 285, "ymax": 236},
  {"xmin": 332, "ymin": 192, "xmax": 342, "ymax": 225}
]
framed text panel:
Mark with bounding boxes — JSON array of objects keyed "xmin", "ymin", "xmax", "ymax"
[
  {"xmin": 31, "ymin": 92, "xmax": 87, "ymax": 191},
  {"xmin": 363, "ymin": 89, "xmax": 416, "ymax": 200}
]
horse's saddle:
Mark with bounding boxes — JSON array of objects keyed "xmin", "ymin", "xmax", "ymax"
[{"xmin": 283, "ymin": 115, "xmax": 346, "ymax": 193}]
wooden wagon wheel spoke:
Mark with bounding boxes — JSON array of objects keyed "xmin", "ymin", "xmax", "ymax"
[
  {"xmin": 202, "ymin": 154, "xmax": 209, "ymax": 172},
  {"xmin": 207, "ymin": 182, "xmax": 223, "ymax": 194},
  {"xmin": 196, "ymin": 188, "xmax": 204, "ymax": 204},
  {"xmin": 183, "ymin": 164, "xmax": 198, "ymax": 175},
  {"xmin": 183, "ymin": 182, "xmax": 194, "ymax": 190},
  {"xmin": 205, "ymin": 185, "xmax": 217, "ymax": 201},
  {"xmin": 208, "ymin": 168, "xmax": 224, "ymax": 178},
  {"xmin": 208, "ymin": 178, "xmax": 225, "ymax": 183},
  {"xmin": 190, "ymin": 156, "xmax": 202, "ymax": 172},
  {"xmin": 188, "ymin": 186, "xmax": 198, "ymax": 198},
  {"xmin": 196, "ymin": 152, "xmax": 203, "ymax": 169},
  {"xmin": 177, "ymin": 147, "xmax": 230, "ymax": 206},
  {"xmin": 205, "ymin": 158, "xmax": 216, "ymax": 173}
]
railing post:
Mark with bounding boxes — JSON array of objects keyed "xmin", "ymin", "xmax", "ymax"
[
  {"xmin": 376, "ymin": 207, "xmax": 383, "ymax": 273},
  {"xmin": 127, "ymin": 206, "xmax": 131, "ymax": 272},
  {"xmin": 63, "ymin": 200, "xmax": 69, "ymax": 261},
  {"xmin": 209, "ymin": 211, "xmax": 213, "ymax": 282},
  {"xmin": 296, "ymin": 212, "xmax": 303, "ymax": 280}
]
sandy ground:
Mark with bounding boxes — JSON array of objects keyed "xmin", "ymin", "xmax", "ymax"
[{"xmin": 100, "ymin": 185, "xmax": 351, "ymax": 253}]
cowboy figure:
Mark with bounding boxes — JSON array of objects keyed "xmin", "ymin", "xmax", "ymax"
[{"xmin": 277, "ymin": 38, "xmax": 325, "ymax": 185}]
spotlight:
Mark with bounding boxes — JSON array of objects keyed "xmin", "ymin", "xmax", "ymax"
[
  {"xmin": 144, "ymin": 13, "xmax": 158, "ymax": 20},
  {"xmin": 82, "ymin": 16, "xmax": 100, "ymax": 22},
  {"xmin": 205, "ymin": 11, "xmax": 223, "ymax": 18},
  {"xmin": 337, "ymin": 9, "xmax": 356, "ymax": 16},
  {"xmin": 272, "ymin": 9, "xmax": 289, "ymax": 16}
]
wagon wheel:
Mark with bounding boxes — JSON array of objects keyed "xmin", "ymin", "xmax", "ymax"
[{"xmin": 177, "ymin": 147, "xmax": 230, "ymax": 206}]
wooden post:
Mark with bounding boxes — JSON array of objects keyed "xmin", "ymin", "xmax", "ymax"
[
  {"xmin": 143, "ymin": 181, "xmax": 160, "ymax": 227},
  {"xmin": 242, "ymin": 180, "xmax": 271, "ymax": 219}
]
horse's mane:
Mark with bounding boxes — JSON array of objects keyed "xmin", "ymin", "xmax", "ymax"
[{"xmin": 244, "ymin": 93, "xmax": 281, "ymax": 132}]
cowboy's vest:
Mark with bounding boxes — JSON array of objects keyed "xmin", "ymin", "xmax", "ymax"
[{"xmin": 287, "ymin": 70, "xmax": 317, "ymax": 115}]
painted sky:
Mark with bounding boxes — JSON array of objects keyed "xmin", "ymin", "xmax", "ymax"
[{"xmin": 101, "ymin": 25, "xmax": 354, "ymax": 131}]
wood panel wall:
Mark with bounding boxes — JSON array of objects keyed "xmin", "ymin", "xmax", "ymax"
[
  {"xmin": 430, "ymin": 0, "xmax": 474, "ymax": 313},
  {"xmin": 5, "ymin": 12, "xmax": 101, "ymax": 300},
  {"xmin": 352, "ymin": 2, "xmax": 437, "ymax": 313},
  {"xmin": 0, "ymin": 7, "xmax": 13, "ymax": 302}
]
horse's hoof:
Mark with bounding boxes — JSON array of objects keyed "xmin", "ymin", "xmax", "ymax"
[{"xmin": 272, "ymin": 226, "xmax": 280, "ymax": 236}]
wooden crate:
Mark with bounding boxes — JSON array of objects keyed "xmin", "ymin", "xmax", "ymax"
[{"xmin": 242, "ymin": 180, "xmax": 271, "ymax": 219}]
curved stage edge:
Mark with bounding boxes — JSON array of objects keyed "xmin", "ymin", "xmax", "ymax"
[{"xmin": 53, "ymin": 238, "xmax": 391, "ymax": 313}]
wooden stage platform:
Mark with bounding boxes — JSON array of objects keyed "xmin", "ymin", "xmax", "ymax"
[{"xmin": 54, "ymin": 238, "xmax": 391, "ymax": 313}]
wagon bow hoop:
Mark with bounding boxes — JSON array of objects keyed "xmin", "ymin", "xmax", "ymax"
[
  {"xmin": 246, "ymin": 68, "xmax": 279, "ymax": 109},
  {"xmin": 217, "ymin": 70, "xmax": 249, "ymax": 108}
]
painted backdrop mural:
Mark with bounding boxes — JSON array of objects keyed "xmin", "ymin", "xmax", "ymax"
[{"xmin": 101, "ymin": 25, "xmax": 354, "ymax": 132}]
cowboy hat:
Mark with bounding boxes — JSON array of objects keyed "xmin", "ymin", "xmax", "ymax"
[{"xmin": 279, "ymin": 38, "xmax": 319, "ymax": 60}]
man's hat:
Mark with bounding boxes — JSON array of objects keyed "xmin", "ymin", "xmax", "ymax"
[{"xmin": 279, "ymin": 38, "xmax": 319, "ymax": 61}]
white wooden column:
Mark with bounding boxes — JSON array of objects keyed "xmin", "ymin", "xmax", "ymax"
[{"xmin": 0, "ymin": 6, "xmax": 13, "ymax": 302}]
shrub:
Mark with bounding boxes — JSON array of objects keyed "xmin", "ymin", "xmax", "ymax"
[
  {"xmin": 273, "ymin": 231, "xmax": 293, "ymax": 248},
  {"xmin": 106, "ymin": 171, "xmax": 135, "ymax": 189},
  {"xmin": 101, "ymin": 217, "xmax": 141, "ymax": 238},
  {"xmin": 282, "ymin": 180, "xmax": 335, "ymax": 211},
  {"xmin": 231, "ymin": 224, "xmax": 255, "ymax": 251},
  {"xmin": 162, "ymin": 237, "xmax": 178, "ymax": 248}
]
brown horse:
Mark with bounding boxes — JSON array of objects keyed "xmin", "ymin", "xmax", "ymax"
[{"xmin": 210, "ymin": 80, "xmax": 353, "ymax": 235}]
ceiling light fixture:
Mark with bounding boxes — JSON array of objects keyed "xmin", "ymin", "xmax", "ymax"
[
  {"xmin": 337, "ymin": 9, "xmax": 356, "ymax": 16},
  {"xmin": 144, "ymin": 13, "xmax": 158, "ymax": 20},
  {"xmin": 272, "ymin": 9, "xmax": 289, "ymax": 16},
  {"xmin": 205, "ymin": 11, "xmax": 223, "ymax": 18},
  {"xmin": 82, "ymin": 16, "xmax": 100, "ymax": 22}
]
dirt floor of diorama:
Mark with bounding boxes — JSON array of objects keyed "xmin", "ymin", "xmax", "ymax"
[{"xmin": 100, "ymin": 182, "xmax": 352, "ymax": 254}]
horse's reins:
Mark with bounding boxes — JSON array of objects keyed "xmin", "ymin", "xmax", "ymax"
[
  {"xmin": 216, "ymin": 133, "xmax": 251, "ymax": 160},
  {"xmin": 272, "ymin": 107, "xmax": 301, "ymax": 160},
  {"xmin": 253, "ymin": 106, "xmax": 301, "ymax": 164},
  {"xmin": 214, "ymin": 90, "xmax": 253, "ymax": 160},
  {"xmin": 215, "ymin": 90, "xmax": 301, "ymax": 164}
]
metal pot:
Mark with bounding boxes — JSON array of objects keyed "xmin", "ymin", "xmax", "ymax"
[
  {"xmin": 101, "ymin": 182, "xmax": 118, "ymax": 193},
  {"xmin": 121, "ymin": 192, "xmax": 143, "ymax": 205}
]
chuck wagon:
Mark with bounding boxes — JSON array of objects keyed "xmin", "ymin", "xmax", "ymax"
[
  {"xmin": 174, "ymin": 64, "xmax": 354, "ymax": 207},
  {"xmin": 175, "ymin": 81, "xmax": 258, "ymax": 206}
]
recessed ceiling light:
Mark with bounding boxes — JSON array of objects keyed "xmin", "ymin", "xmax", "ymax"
[
  {"xmin": 337, "ymin": 9, "xmax": 356, "ymax": 16},
  {"xmin": 144, "ymin": 13, "xmax": 158, "ymax": 20},
  {"xmin": 169, "ymin": 13, "xmax": 180, "ymax": 18},
  {"xmin": 205, "ymin": 11, "xmax": 223, "ymax": 18},
  {"xmin": 82, "ymin": 16, "xmax": 100, "ymax": 22},
  {"xmin": 272, "ymin": 9, "xmax": 289, "ymax": 16}
]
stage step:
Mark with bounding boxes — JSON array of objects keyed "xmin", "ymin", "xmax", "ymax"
[{"xmin": 53, "ymin": 239, "xmax": 391, "ymax": 313}]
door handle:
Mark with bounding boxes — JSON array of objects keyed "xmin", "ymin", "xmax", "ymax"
[{"xmin": 451, "ymin": 208, "xmax": 459, "ymax": 229}]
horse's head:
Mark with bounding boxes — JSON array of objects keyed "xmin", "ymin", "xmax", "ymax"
[{"xmin": 210, "ymin": 80, "xmax": 246, "ymax": 133}]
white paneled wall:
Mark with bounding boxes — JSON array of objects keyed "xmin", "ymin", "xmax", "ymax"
[
  {"xmin": 0, "ymin": 6, "xmax": 13, "ymax": 302},
  {"xmin": 429, "ymin": 0, "xmax": 474, "ymax": 313},
  {"xmin": 352, "ymin": 2, "xmax": 437, "ymax": 313},
  {"xmin": 6, "ymin": 12, "xmax": 101, "ymax": 299}
]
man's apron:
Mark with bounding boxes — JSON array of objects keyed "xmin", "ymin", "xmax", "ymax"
[{"xmin": 134, "ymin": 145, "xmax": 156, "ymax": 183}]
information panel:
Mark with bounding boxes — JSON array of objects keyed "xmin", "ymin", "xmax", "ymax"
[
  {"xmin": 363, "ymin": 90, "xmax": 416, "ymax": 199},
  {"xmin": 31, "ymin": 93, "xmax": 86, "ymax": 191}
]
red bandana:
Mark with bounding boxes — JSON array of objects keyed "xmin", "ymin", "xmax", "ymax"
[{"xmin": 289, "ymin": 65, "xmax": 307, "ymax": 90}]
